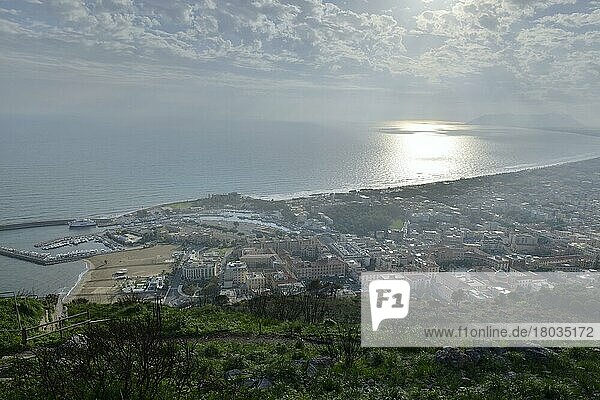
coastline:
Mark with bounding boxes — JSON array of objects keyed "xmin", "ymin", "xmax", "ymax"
[
  {"xmin": 62, "ymin": 259, "xmax": 91, "ymax": 303},
  {"xmin": 1, "ymin": 154, "xmax": 599, "ymax": 227},
  {"xmin": 158, "ymin": 154, "xmax": 600, "ymax": 206}
]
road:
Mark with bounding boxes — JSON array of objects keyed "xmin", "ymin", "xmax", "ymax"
[{"xmin": 163, "ymin": 264, "xmax": 184, "ymax": 306}]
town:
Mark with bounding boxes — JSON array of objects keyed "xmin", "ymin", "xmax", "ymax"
[
  {"xmin": 33, "ymin": 157, "xmax": 595, "ymax": 306},
  {"xmin": 1, "ymin": 159, "xmax": 598, "ymax": 304}
]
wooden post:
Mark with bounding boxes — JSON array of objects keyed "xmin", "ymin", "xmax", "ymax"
[
  {"xmin": 21, "ymin": 327, "xmax": 27, "ymax": 345},
  {"xmin": 13, "ymin": 293, "xmax": 23, "ymax": 332}
]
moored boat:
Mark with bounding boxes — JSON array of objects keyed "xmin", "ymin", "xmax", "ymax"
[{"xmin": 69, "ymin": 219, "xmax": 97, "ymax": 228}]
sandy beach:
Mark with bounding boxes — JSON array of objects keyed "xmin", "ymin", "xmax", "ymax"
[{"xmin": 65, "ymin": 245, "xmax": 178, "ymax": 304}]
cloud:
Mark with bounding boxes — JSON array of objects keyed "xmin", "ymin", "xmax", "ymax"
[
  {"xmin": 0, "ymin": 0, "xmax": 408, "ymax": 76},
  {"xmin": 537, "ymin": 9, "xmax": 600, "ymax": 28},
  {"xmin": 513, "ymin": 18, "xmax": 600, "ymax": 101},
  {"xmin": 409, "ymin": 0, "xmax": 599, "ymax": 100},
  {"xmin": 0, "ymin": 0, "xmax": 598, "ymax": 121}
]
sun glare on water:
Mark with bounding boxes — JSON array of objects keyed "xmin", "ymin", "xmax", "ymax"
[
  {"xmin": 377, "ymin": 120, "xmax": 476, "ymax": 182},
  {"xmin": 379, "ymin": 120, "xmax": 470, "ymax": 134}
]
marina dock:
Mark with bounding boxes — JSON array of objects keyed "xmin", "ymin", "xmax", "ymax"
[
  {"xmin": 0, "ymin": 245, "xmax": 114, "ymax": 265},
  {"xmin": 0, "ymin": 218, "xmax": 121, "ymax": 265}
]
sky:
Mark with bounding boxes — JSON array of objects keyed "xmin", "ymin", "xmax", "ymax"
[{"xmin": 0, "ymin": 0, "xmax": 599, "ymax": 125}]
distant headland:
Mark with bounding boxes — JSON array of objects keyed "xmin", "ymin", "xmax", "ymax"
[{"xmin": 469, "ymin": 113, "xmax": 599, "ymax": 137}]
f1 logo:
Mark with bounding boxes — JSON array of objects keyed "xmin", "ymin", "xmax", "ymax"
[{"xmin": 369, "ymin": 280, "xmax": 411, "ymax": 331}]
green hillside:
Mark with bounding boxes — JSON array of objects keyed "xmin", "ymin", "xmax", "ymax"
[{"xmin": 0, "ymin": 298, "xmax": 598, "ymax": 399}]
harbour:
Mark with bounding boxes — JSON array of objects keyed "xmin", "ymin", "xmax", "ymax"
[
  {"xmin": 0, "ymin": 245, "xmax": 115, "ymax": 266},
  {"xmin": 34, "ymin": 234, "xmax": 119, "ymax": 251},
  {"xmin": 0, "ymin": 220, "xmax": 123, "ymax": 266}
]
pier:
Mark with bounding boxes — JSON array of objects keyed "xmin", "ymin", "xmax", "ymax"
[
  {"xmin": 0, "ymin": 218, "xmax": 116, "ymax": 231},
  {"xmin": 0, "ymin": 245, "xmax": 115, "ymax": 266},
  {"xmin": 0, "ymin": 220, "xmax": 71, "ymax": 231},
  {"xmin": 0, "ymin": 246, "xmax": 55, "ymax": 265}
]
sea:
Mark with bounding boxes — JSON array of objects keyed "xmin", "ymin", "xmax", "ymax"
[{"xmin": 1, "ymin": 119, "xmax": 600, "ymax": 295}]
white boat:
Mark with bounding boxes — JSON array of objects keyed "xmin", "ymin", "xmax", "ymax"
[{"xmin": 69, "ymin": 219, "xmax": 97, "ymax": 228}]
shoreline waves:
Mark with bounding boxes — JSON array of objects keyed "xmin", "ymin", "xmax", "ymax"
[{"xmin": 62, "ymin": 260, "xmax": 91, "ymax": 303}]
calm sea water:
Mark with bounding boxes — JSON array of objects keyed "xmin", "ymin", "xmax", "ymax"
[
  {"xmin": 0, "ymin": 225, "xmax": 102, "ymax": 296},
  {"xmin": 1, "ymin": 119, "xmax": 600, "ymax": 294}
]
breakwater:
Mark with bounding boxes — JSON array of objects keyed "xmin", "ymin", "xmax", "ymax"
[
  {"xmin": 0, "ymin": 220, "xmax": 70, "ymax": 231},
  {"xmin": 0, "ymin": 245, "xmax": 114, "ymax": 266},
  {"xmin": 0, "ymin": 218, "xmax": 116, "ymax": 231}
]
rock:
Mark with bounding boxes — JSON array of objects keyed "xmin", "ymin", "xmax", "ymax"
[
  {"xmin": 257, "ymin": 377, "xmax": 273, "ymax": 389},
  {"xmin": 306, "ymin": 355, "xmax": 335, "ymax": 377},
  {"xmin": 224, "ymin": 369, "xmax": 244, "ymax": 380},
  {"xmin": 520, "ymin": 347, "xmax": 556, "ymax": 361},
  {"xmin": 240, "ymin": 378, "xmax": 257, "ymax": 388},
  {"xmin": 224, "ymin": 369, "xmax": 257, "ymax": 388},
  {"xmin": 306, "ymin": 363, "xmax": 318, "ymax": 377},
  {"xmin": 435, "ymin": 347, "xmax": 481, "ymax": 368},
  {"xmin": 309, "ymin": 356, "xmax": 334, "ymax": 367}
]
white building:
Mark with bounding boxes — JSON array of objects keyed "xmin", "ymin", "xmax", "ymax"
[
  {"xmin": 240, "ymin": 248, "xmax": 279, "ymax": 270},
  {"xmin": 183, "ymin": 259, "xmax": 218, "ymax": 281},
  {"xmin": 223, "ymin": 261, "xmax": 249, "ymax": 286},
  {"xmin": 182, "ymin": 251, "xmax": 219, "ymax": 281},
  {"xmin": 246, "ymin": 272, "xmax": 267, "ymax": 292},
  {"xmin": 293, "ymin": 255, "xmax": 347, "ymax": 280}
]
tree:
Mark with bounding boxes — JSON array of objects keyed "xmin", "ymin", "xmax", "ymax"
[
  {"xmin": 451, "ymin": 289, "xmax": 467, "ymax": 306},
  {"xmin": 215, "ymin": 294, "xmax": 229, "ymax": 307},
  {"xmin": 307, "ymin": 280, "xmax": 322, "ymax": 294}
]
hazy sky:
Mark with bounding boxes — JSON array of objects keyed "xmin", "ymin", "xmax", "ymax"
[{"xmin": 1, "ymin": 0, "xmax": 599, "ymax": 125}]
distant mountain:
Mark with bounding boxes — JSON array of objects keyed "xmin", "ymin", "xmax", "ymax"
[{"xmin": 469, "ymin": 113, "xmax": 586, "ymax": 130}]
